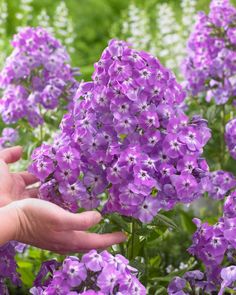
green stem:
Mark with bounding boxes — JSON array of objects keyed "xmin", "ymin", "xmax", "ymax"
[
  {"xmin": 220, "ymin": 104, "xmax": 226, "ymax": 169},
  {"xmin": 39, "ymin": 106, "xmax": 44, "ymax": 143},
  {"xmin": 40, "ymin": 124, "xmax": 43, "ymax": 142},
  {"xmin": 143, "ymin": 240, "xmax": 149, "ymax": 286},
  {"xmin": 119, "ymin": 242, "xmax": 125, "ymax": 257},
  {"xmin": 131, "ymin": 219, "xmax": 135, "ymax": 260}
]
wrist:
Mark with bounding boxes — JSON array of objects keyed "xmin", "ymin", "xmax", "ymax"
[{"xmin": 0, "ymin": 194, "xmax": 11, "ymax": 207}]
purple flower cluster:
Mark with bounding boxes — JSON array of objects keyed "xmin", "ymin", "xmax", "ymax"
[
  {"xmin": 202, "ymin": 170, "xmax": 236, "ymax": 199},
  {"xmin": 30, "ymin": 250, "xmax": 146, "ymax": 295},
  {"xmin": 0, "ymin": 27, "xmax": 79, "ymax": 127},
  {"xmin": 175, "ymin": 190, "xmax": 236, "ymax": 293},
  {"xmin": 168, "ymin": 266, "xmax": 236, "ymax": 294},
  {"xmin": 29, "ymin": 40, "xmax": 211, "ymax": 223},
  {"xmin": 168, "ymin": 191, "xmax": 236, "ymax": 294},
  {"xmin": 225, "ymin": 118, "xmax": 236, "ymax": 159},
  {"xmin": 0, "ymin": 128, "xmax": 19, "ymax": 149},
  {"xmin": 183, "ymin": 0, "xmax": 236, "ymax": 104},
  {"xmin": 219, "ymin": 265, "xmax": 236, "ymax": 294},
  {"xmin": 168, "ymin": 271, "xmax": 206, "ymax": 295},
  {"xmin": 0, "ymin": 242, "xmax": 21, "ymax": 294}
]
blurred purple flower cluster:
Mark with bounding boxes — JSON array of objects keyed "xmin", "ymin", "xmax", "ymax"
[
  {"xmin": 183, "ymin": 0, "xmax": 236, "ymax": 104},
  {"xmin": 0, "ymin": 128, "xmax": 19, "ymax": 149},
  {"xmin": 0, "ymin": 242, "xmax": 23, "ymax": 293},
  {"xmin": 168, "ymin": 190, "xmax": 236, "ymax": 294},
  {"xmin": 30, "ymin": 250, "xmax": 146, "ymax": 295},
  {"xmin": 29, "ymin": 39, "xmax": 211, "ymax": 223},
  {"xmin": 168, "ymin": 266, "xmax": 236, "ymax": 294},
  {"xmin": 225, "ymin": 118, "xmax": 236, "ymax": 159},
  {"xmin": 0, "ymin": 27, "xmax": 79, "ymax": 127},
  {"xmin": 168, "ymin": 271, "xmax": 206, "ymax": 295},
  {"xmin": 202, "ymin": 170, "xmax": 236, "ymax": 199}
]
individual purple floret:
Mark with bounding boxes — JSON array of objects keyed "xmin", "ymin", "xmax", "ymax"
[
  {"xmin": 0, "ymin": 242, "xmax": 22, "ymax": 293},
  {"xmin": 30, "ymin": 250, "xmax": 146, "ymax": 295},
  {"xmin": 219, "ymin": 265, "xmax": 236, "ymax": 295},
  {"xmin": 0, "ymin": 128, "xmax": 19, "ymax": 149},
  {"xmin": 29, "ymin": 39, "xmax": 211, "ymax": 223},
  {"xmin": 168, "ymin": 271, "xmax": 206, "ymax": 295},
  {"xmin": 0, "ymin": 27, "xmax": 79, "ymax": 127},
  {"xmin": 167, "ymin": 276, "xmax": 188, "ymax": 295},
  {"xmin": 183, "ymin": 0, "xmax": 236, "ymax": 105},
  {"xmin": 224, "ymin": 190, "xmax": 236, "ymax": 218},
  {"xmin": 189, "ymin": 218, "xmax": 227, "ymax": 272},
  {"xmin": 168, "ymin": 190, "xmax": 236, "ymax": 294},
  {"xmin": 225, "ymin": 118, "xmax": 236, "ymax": 160},
  {"xmin": 202, "ymin": 170, "xmax": 236, "ymax": 200}
]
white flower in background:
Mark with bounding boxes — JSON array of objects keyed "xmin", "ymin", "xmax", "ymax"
[
  {"xmin": 154, "ymin": 0, "xmax": 197, "ymax": 79},
  {"xmin": 16, "ymin": 0, "xmax": 33, "ymax": 31},
  {"xmin": 53, "ymin": 1, "xmax": 76, "ymax": 53},
  {"xmin": 37, "ymin": 9, "xmax": 54, "ymax": 34},
  {"xmin": 0, "ymin": 0, "xmax": 7, "ymax": 37},
  {"xmin": 0, "ymin": 0, "xmax": 8, "ymax": 67},
  {"xmin": 122, "ymin": 3, "xmax": 151, "ymax": 51},
  {"xmin": 166, "ymin": 264, "xmax": 173, "ymax": 274},
  {"xmin": 151, "ymin": 3, "xmax": 185, "ymax": 78},
  {"xmin": 179, "ymin": 262, "xmax": 188, "ymax": 270},
  {"xmin": 121, "ymin": 1, "xmax": 197, "ymax": 80},
  {"xmin": 181, "ymin": 0, "xmax": 197, "ymax": 38}
]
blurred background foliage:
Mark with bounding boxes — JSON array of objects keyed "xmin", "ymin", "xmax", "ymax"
[{"xmin": 2, "ymin": 0, "xmax": 236, "ymax": 80}]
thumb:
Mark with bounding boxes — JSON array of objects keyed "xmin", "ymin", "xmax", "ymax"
[
  {"xmin": 0, "ymin": 146, "xmax": 23, "ymax": 164},
  {"xmin": 0, "ymin": 160, "xmax": 9, "ymax": 177}
]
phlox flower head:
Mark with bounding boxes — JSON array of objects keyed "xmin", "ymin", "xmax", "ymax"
[
  {"xmin": 202, "ymin": 170, "xmax": 236, "ymax": 200},
  {"xmin": 225, "ymin": 118, "xmax": 236, "ymax": 160},
  {"xmin": 0, "ymin": 242, "xmax": 24, "ymax": 292},
  {"xmin": 30, "ymin": 250, "xmax": 146, "ymax": 295},
  {"xmin": 30, "ymin": 39, "xmax": 211, "ymax": 223},
  {"xmin": 183, "ymin": 0, "xmax": 236, "ymax": 105},
  {"xmin": 0, "ymin": 128, "xmax": 19, "ymax": 149},
  {"xmin": 0, "ymin": 27, "xmax": 79, "ymax": 127}
]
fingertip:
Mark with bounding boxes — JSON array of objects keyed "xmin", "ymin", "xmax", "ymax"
[
  {"xmin": 112, "ymin": 231, "xmax": 128, "ymax": 243},
  {"xmin": 15, "ymin": 145, "xmax": 23, "ymax": 151},
  {"xmin": 10, "ymin": 146, "xmax": 23, "ymax": 154},
  {"xmin": 0, "ymin": 146, "xmax": 23, "ymax": 163},
  {"xmin": 118, "ymin": 231, "xmax": 128, "ymax": 242},
  {"xmin": 92, "ymin": 211, "xmax": 102, "ymax": 223}
]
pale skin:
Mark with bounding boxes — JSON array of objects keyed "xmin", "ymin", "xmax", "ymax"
[{"xmin": 0, "ymin": 146, "xmax": 126, "ymax": 253}]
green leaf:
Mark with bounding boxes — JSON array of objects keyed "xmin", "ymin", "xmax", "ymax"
[
  {"xmin": 206, "ymin": 104, "xmax": 216, "ymax": 122},
  {"xmin": 129, "ymin": 260, "xmax": 146, "ymax": 274},
  {"xmin": 180, "ymin": 211, "xmax": 196, "ymax": 233},
  {"xmin": 135, "ymin": 227, "xmax": 150, "ymax": 236},
  {"xmin": 109, "ymin": 214, "xmax": 131, "ymax": 233},
  {"xmin": 152, "ymin": 214, "xmax": 178, "ymax": 230},
  {"xmin": 154, "ymin": 287, "xmax": 167, "ymax": 295}
]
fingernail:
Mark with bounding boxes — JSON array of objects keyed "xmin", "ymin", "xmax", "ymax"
[{"xmin": 93, "ymin": 211, "xmax": 102, "ymax": 221}]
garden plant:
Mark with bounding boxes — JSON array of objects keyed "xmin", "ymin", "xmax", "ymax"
[{"xmin": 1, "ymin": 0, "xmax": 236, "ymax": 294}]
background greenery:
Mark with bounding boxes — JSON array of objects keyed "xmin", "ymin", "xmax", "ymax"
[{"xmin": 4, "ymin": 0, "xmax": 236, "ymax": 80}]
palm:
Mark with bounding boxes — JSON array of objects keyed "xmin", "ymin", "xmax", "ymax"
[
  {"xmin": 0, "ymin": 147, "xmax": 38, "ymax": 206},
  {"xmin": 3, "ymin": 174, "xmax": 25, "ymax": 198}
]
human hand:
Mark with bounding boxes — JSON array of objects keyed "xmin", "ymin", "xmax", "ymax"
[
  {"xmin": 0, "ymin": 146, "xmax": 39, "ymax": 206},
  {"xmin": 8, "ymin": 198, "xmax": 126, "ymax": 253}
]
